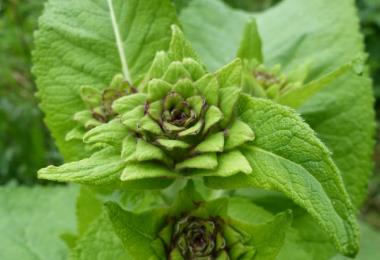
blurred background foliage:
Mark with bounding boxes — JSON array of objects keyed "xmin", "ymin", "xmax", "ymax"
[
  {"xmin": 0, "ymin": 0, "xmax": 379, "ymax": 226},
  {"xmin": 0, "ymin": 0, "xmax": 61, "ymax": 185}
]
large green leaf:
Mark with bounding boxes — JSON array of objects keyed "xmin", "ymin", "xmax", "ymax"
[
  {"xmin": 206, "ymin": 95, "xmax": 358, "ymax": 257},
  {"xmin": 298, "ymin": 68, "xmax": 375, "ymax": 208},
  {"xmin": 0, "ymin": 185, "xmax": 78, "ymax": 260},
  {"xmin": 180, "ymin": 0, "xmax": 363, "ymax": 78},
  {"xmin": 33, "ymin": 0, "xmax": 178, "ymax": 161},
  {"xmin": 179, "ymin": 0, "xmax": 250, "ymax": 71}
]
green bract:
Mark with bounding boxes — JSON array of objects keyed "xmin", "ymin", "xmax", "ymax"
[{"xmin": 38, "ymin": 26, "xmax": 255, "ymax": 185}]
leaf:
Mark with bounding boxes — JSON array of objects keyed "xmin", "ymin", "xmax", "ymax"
[
  {"xmin": 72, "ymin": 210, "xmax": 130, "ymax": 260},
  {"xmin": 121, "ymin": 162, "xmax": 179, "ymax": 182},
  {"xmin": 298, "ymin": 68, "xmax": 375, "ymax": 207},
  {"xmin": 206, "ymin": 95, "xmax": 359, "ymax": 256},
  {"xmin": 237, "ymin": 19, "xmax": 263, "ymax": 63},
  {"xmin": 0, "ymin": 185, "xmax": 78, "ymax": 260},
  {"xmin": 112, "ymin": 93, "xmax": 148, "ymax": 115},
  {"xmin": 219, "ymin": 87, "xmax": 241, "ymax": 126},
  {"xmin": 203, "ymin": 105, "xmax": 223, "ymax": 133},
  {"xmin": 105, "ymin": 202, "xmax": 166, "ymax": 259},
  {"xmin": 197, "ymin": 150, "xmax": 252, "ymax": 177},
  {"xmin": 175, "ymin": 153, "xmax": 218, "ymax": 171},
  {"xmin": 277, "ymin": 62, "xmax": 354, "ymax": 109},
  {"xmin": 179, "ymin": 0, "xmax": 251, "ymax": 71},
  {"xmin": 168, "ymin": 24, "xmax": 201, "ymax": 63},
  {"xmin": 83, "ymin": 119, "xmax": 128, "ymax": 147},
  {"xmin": 127, "ymin": 139, "xmax": 172, "ymax": 166},
  {"xmin": 215, "ymin": 58, "xmax": 242, "ymax": 89},
  {"xmin": 224, "ymin": 120, "xmax": 255, "ymax": 150},
  {"xmin": 179, "ymin": 0, "xmax": 364, "ymax": 78},
  {"xmin": 195, "ymin": 74, "xmax": 219, "ymax": 106},
  {"xmin": 38, "ymin": 148, "xmax": 125, "ymax": 185},
  {"xmin": 33, "ymin": 0, "xmax": 178, "ymax": 161},
  {"xmin": 193, "ymin": 132, "xmax": 224, "ymax": 153},
  {"xmin": 258, "ymin": 0, "xmax": 364, "ymax": 79}
]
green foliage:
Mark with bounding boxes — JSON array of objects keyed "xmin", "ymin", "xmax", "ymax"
[
  {"xmin": 4, "ymin": 0, "xmax": 374, "ymax": 259},
  {"xmin": 0, "ymin": 185, "xmax": 78, "ymax": 260},
  {"xmin": 0, "ymin": 0, "xmax": 61, "ymax": 184},
  {"xmin": 357, "ymin": 0, "xmax": 380, "ymax": 97}
]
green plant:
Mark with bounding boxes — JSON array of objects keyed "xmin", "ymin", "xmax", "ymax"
[{"xmin": 4, "ymin": 0, "xmax": 374, "ymax": 259}]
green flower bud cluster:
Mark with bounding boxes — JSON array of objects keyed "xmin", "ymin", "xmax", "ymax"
[
  {"xmin": 157, "ymin": 215, "xmax": 257, "ymax": 260},
  {"xmin": 243, "ymin": 60, "xmax": 308, "ymax": 100},
  {"xmin": 65, "ymin": 75, "xmax": 135, "ymax": 142},
  {"xmin": 38, "ymin": 26, "xmax": 257, "ymax": 187},
  {"xmin": 107, "ymin": 48, "xmax": 254, "ymax": 173},
  {"xmin": 105, "ymin": 183, "xmax": 290, "ymax": 260}
]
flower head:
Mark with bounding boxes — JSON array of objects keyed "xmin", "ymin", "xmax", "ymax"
[{"xmin": 38, "ymin": 26, "xmax": 256, "ymax": 188}]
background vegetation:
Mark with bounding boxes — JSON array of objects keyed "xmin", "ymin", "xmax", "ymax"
[{"xmin": 0, "ymin": 0, "xmax": 379, "ymax": 230}]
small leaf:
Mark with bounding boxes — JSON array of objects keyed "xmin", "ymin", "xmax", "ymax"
[
  {"xmin": 147, "ymin": 51, "xmax": 171, "ymax": 80},
  {"xmin": 196, "ymin": 150, "xmax": 252, "ymax": 177},
  {"xmin": 65, "ymin": 127, "xmax": 84, "ymax": 141},
  {"xmin": 215, "ymin": 58, "xmax": 242, "ymax": 89},
  {"xmin": 173, "ymin": 78, "xmax": 196, "ymax": 98},
  {"xmin": 216, "ymin": 150, "xmax": 252, "ymax": 176},
  {"xmin": 203, "ymin": 106, "xmax": 223, "ymax": 134},
  {"xmin": 175, "ymin": 153, "xmax": 218, "ymax": 171},
  {"xmin": 163, "ymin": 61, "xmax": 192, "ymax": 84},
  {"xmin": 80, "ymin": 86, "xmax": 102, "ymax": 107},
  {"xmin": 178, "ymin": 120, "xmax": 203, "ymax": 137},
  {"xmin": 182, "ymin": 57, "xmax": 206, "ymax": 80},
  {"xmin": 156, "ymin": 139, "xmax": 190, "ymax": 150},
  {"xmin": 121, "ymin": 134, "xmax": 137, "ymax": 159},
  {"xmin": 169, "ymin": 24, "xmax": 201, "ymax": 63},
  {"xmin": 127, "ymin": 139, "xmax": 172, "ymax": 166},
  {"xmin": 83, "ymin": 119, "xmax": 128, "ymax": 147},
  {"xmin": 194, "ymin": 74, "xmax": 219, "ymax": 106},
  {"xmin": 112, "ymin": 93, "xmax": 147, "ymax": 115},
  {"xmin": 148, "ymin": 100, "xmax": 163, "ymax": 120},
  {"xmin": 187, "ymin": 95, "xmax": 204, "ymax": 115},
  {"xmin": 140, "ymin": 115, "xmax": 163, "ymax": 135},
  {"xmin": 73, "ymin": 110, "xmax": 94, "ymax": 125},
  {"xmin": 147, "ymin": 79, "xmax": 173, "ymax": 101},
  {"xmin": 194, "ymin": 132, "xmax": 225, "ymax": 153},
  {"xmin": 121, "ymin": 105, "xmax": 145, "ymax": 131},
  {"xmin": 219, "ymin": 87, "xmax": 241, "ymax": 126},
  {"xmin": 237, "ymin": 19, "xmax": 263, "ymax": 63},
  {"xmin": 163, "ymin": 121, "xmax": 186, "ymax": 132},
  {"xmin": 224, "ymin": 120, "xmax": 255, "ymax": 150}
]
